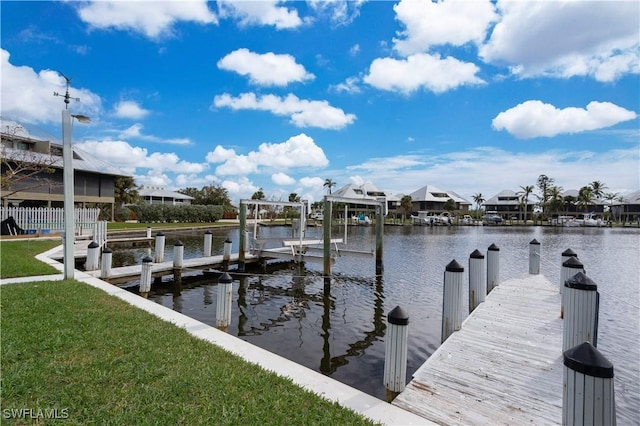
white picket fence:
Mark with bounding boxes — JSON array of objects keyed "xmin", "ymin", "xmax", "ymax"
[{"xmin": 1, "ymin": 207, "xmax": 107, "ymax": 245}]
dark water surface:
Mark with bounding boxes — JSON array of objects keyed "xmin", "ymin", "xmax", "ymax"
[{"xmin": 115, "ymin": 225, "xmax": 639, "ymax": 424}]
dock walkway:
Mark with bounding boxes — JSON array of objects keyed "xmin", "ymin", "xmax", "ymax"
[{"xmin": 393, "ymin": 274, "xmax": 563, "ymax": 425}]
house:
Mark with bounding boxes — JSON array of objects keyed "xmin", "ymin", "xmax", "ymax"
[
  {"xmin": 408, "ymin": 184, "xmax": 471, "ymax": 214},
  {"xmin": 1, "ymin": 131, "xmax": 129, "ymax": 219},
  {"xmin": 331, "ymin": 182, "xmax": 394, "ymax": 215},
  {"xmin": 484, "ymin": 189, "xmax": 535, "ymax": 219},
  {"xmin": 612, "ymin": 190, "xmax": 640, "ymax": 223},
  {"xmin": 138, "ymin": 185, "xmax": 194, "ymax": 206}
]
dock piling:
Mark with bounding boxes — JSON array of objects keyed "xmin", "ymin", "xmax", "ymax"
[
  {"xmin": 173, "ymin": 240, "xmax": 184, "ymax": 285},
  {"xmin": 487, "ymin": 243, "xmax": 500, "ymax": 294},
  {"xmin": 203, "ymin": 230, "xmax": 212, "ymax": 257},
  {"xmin": 223, "ymin": 238, "xmax": 232, "ymax": 271},
  {"xmin": 442, "ymin": 259, "xmax": 464, "ymax": 343},
  {"xmin": 529, "ymin": 239, "xmax": 541, "ymax": 274},
  {"xmin": 384, "ymin": 305, "xmax": 409, "ymax": 398},
  {"xmin": 100, "ymin": 247, "xmax": 112, "ymax": 278},
  {"xmin": 216, "ymin": 272, "xmax": 233, "ymax": 330},
  {"xmin": 561, "ymin": 257, "xmax": 585, "ymax": 319},
  {"xmin": 563, "ymin": 272, "xmax": 599, "ymax": 352},
  {"xmin": 85, "ymin": 241, "xmax": 100, "ymax": 271},
  {"xmin": 140, "ymin": 256, "xmax": 153, "ymax": 298},
  {"xmin": 154, "ymin": 232, "xmax": 165, "ymax": 263},
  {"xmin": 469, "ymin": 249, "xmax": 486, "ymax": 313}
]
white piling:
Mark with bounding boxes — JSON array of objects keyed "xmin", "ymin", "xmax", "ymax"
[
  {"xmin": 216, "ymin": 272, "xmax": 233, "ymax": 329},
  {"xmin": 154, "ymin": 231, "xmax": 165, "ymax": 263},
  {"xmin": 139, "ymin": 256, "xmax": 153, "ymax": 298},
  {"xmin": 487, "ymin": 243, "xmax": 500, "ymax": 294},
  {"xmin": 442, "ymin": 259, "xmax": 465, "ymax": 343},
  {"xmin": 100, "ymin": 247, "xmax": 112, "ymax": 279},
  {"xmin": 529, "ymin": 239, "xmax": 541, "ymax": 274},
  {"xmin": 85, "ymin": 241, "xmax": 100, "ymax": 271},
  {"xmin": 173, "ymin": 240, "xmax": 184, "ymax": 268},
  {"xmin": 561, "ymin": 257, "xmax": 585, "ymax": 319},
  {"xmin": 563, "ymin": 341, "xmax": 616, "ymax": 426},
  {"xmin": 563, "ymin": 272, "xmax": 599, "ymax": 352},
  {"xmin": 561, "ymin": 248, "xmax": 579, "ymax": 292},
  {"xmin": 146, "ymin": 226, "xmax": 152, "ymax": 239},
  {"xmin": 469, "ymin": 249, "xmax": 486, "ymax": 313},
  {"xmin": 203, "ymin": 230, "xmax": 212, "ymax": 257},
  {"xmin": 384, "ymin": 305, "xmax": 409, "ymax": 394},
  {"xmin": 223, "ymin": 238, "xmax": 232, "ymax": 271}
]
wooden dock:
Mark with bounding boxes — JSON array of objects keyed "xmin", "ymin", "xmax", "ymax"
[{"xmin": 393, "ymin": 274, "xmax": 564, "ymax": 425}]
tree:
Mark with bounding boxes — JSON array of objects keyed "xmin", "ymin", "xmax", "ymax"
[
  {"xmin": 547, "ymin": 185, "xmax": 564, "ymax": 218},
  {"xmin": 577, "ymin": 186, "xmax": 595, "ymax": 213},
  {"xmin": 114, "ymin": 176, "xmax": 139, "ymax": 207},
  {"xmin": 589, "ymin": 180, "xmax": 607, "ymax": 200},
  {"xmin": 400, "ymin": 195, "xmax": 412, "ymax": 224},
  {"xmin": 288, "ymin": 193, "xmax": 300, "ymax": 202},
  {"xmin": 603, "ymin": 192, "xmax": 620, "ymax": 222},
  {"xmin": 517, "ymin": 185, "xmax": 534, "ymax": 222},
  {"xmin": 179, "ymin": 184, "xmax": 232, "ymax": 210},
  {"xmin": 536, "ymin": 174, "xmax": 554, "ymax": 216},
  {"xmin": 443, "ymin": 198, "xmax": 457, "ymax": 215},
  {"xmin": 323, "ymin": 178, "xmax": 336, "ymax": 194},
  {"xmin": 472, "ymin": 193, "xmax": 485, "ymax": 219},
  {"xmin": 251, "ymin": 188, "xmax": 265, "ymax": 200}
]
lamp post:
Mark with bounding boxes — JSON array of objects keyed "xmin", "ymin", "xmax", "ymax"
[{"xmin": 56, "ymin": 72, "xmax": 90, "ymax": 279}]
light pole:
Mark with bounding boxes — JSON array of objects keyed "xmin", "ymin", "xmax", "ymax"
[{"xmin": 56, "ymin": 73, "xmax": 90, "ymax": 279}]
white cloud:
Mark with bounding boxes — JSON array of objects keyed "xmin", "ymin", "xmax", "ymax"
[
  {"xmin": 76, "ymin": 0, "xmax": 217, "ymax": 39},
  {"xmin": 364, "ymin": 53, "xmax": 485, "ymax": 94},
  {"xmin": 217, "ymin": 49, "xmax": 314, "ymax": 86},
  {"xmin": 332, "ymin": 76, "xmax": 361, "ymax": 94},
  {"xmin": 299, "ymin": 176, "xmax": 325, "ymax": 188},
  {"xmin": 220, "ymin": 176, "xmax": 259, "ymax": 200},
  {"xmin": 393, "ymin": 0, "xmax": 497, "ymax": 56},
  {"xmin": 114, "ymin": 100, "xmax": 150, "ymax": 119},
  {"xmin": 272, "ymin": 172, "xmax": 295, "ymax": 185},
  {"xmin": 212, "ymin": 92, "xmax": 356, "ymax": 129},
  {"xmin": 0, "ymin": 49, "xmax": 101, "ymax": 125},
  {"xmin": 217, "ymin": 0, "xmax": 304, "ymax": 29},
  {"xmin": 492, "ymin": 100, "xmax": 638, "ymax": 139},
  {"xmin": 118, "ymin": 123, "xmax": 191, "ymax": 145},
  {"xmin": 307, "ymin": 0, "xmax": 365, "ymax": 26},
  {"xmin": 347, "ymin": 155, "xmax": 425, "ymax": 172},
  {"xmin": 208, "ymin": 133, "xmax": 328, "ymax": 176},
  {"xmin": 480, "ymin": 1, "xmax": 640, "ymax": 82}
]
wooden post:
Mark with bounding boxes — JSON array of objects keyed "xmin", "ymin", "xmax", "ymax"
[
  {"xmin": 139, "ymin": 256, "xmax": 153, "ymax": 298},
  {"xmin": 561, "ymin": 248, "xmax": 578, "ymax": 291},
  {"xmin": 561, "ymin": 256, "xmax": 585, "ymax": 319},
  {"xmin": 100, "ymin": 246, "xmax": 112, "ymax": 279},
  {"xmin": 85, "ymin": 241, "xmax": 100, "ymax": 271},
  {"xmin": 487, "ymin": 243, "xmax": 500, "ymax": 294},
  {"xmin": 469, "ymin": 249, "xmax": 486, "ymax": 313},
  {"xmin": 154, "ymin": 231, "xmax": 165, "ymax": 263},
  {"xmin": 375, "ymin": 203, "xmax": 384, "ymax": 275},
  {"xmin": 203, "ymin": 230, "xmax": 212, "ymax": 257},
  {"xmin": 323, "ymin": 197, "xmax": 332, "ymax": 277},
  {"xmin": 384, "ymin": 305, "xmax": 409, "ymax": 397},
  {"xmin": 563, "ymin": 341, "xmax": 615, "ymax": 426},
  {"xmin": 563, "ymin": 272, "xmax": 599, "ymax": 352},
  {"xmin": 238, "ymin": 203, "xmax": 247, "ymax": 272},
  {"xmin": 173, "ymin": 240, "xmax": 184, "ymax": 285},
  {"xmin": 442, "ymin": 259, "xmax": 464, "ymax": 343},
  {"xmin": 216, "ymin": 272, "xmax": 233, "ymax": 330},
  {"xmin": 223, "ymin": 238, "xmax": 232, "ymax": 271},
  {"xmin": 529, "ymin": 238, "xmax": 541, "ymax": 274}
]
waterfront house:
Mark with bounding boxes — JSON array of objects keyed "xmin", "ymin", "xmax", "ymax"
[
  {"xmin": 138, "ymin": 185, "xmax": 194, "ymax": 206},
  {"xmin": 484, "ymin": 190, "xmax": 534, "ymax": 220},
  {"xmin": 331, "ymin": 182, "xmax": 395, "ymax": 216},
  {"xmin": 613, "ymin": 190, "xmax": 640, "ymax": 223},
  {"xmin": 408, "ymin": 185, "xmax": 471, "ymax": 215}
]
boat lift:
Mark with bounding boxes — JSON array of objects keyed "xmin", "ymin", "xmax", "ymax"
[{"xmin": 236, "ymin": 196, "xmax": 385, "ymax": 276}]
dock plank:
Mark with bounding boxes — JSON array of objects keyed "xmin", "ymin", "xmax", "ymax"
[{"xmin": 393, "ymin": 275, "xmax": 563, "ymax": 425}]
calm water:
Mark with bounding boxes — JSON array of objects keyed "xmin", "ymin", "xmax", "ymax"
[{"xmin": 115, "ymin": 225, "xmax": 640, "ymax": 424}]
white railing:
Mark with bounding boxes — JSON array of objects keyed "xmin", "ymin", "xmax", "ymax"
[{"xmin": 1, "ymin": 207, "xmax": 101, "ymax": 238}]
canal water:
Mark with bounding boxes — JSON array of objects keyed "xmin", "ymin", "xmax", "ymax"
[{"xmin": 114, "ymin": 224, "xmax": 639, "ymax": 424}]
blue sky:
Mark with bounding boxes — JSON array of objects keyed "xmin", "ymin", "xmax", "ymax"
[{"xmin": 2, "ymin": 0, "xmax": 639, "ymax": 205}]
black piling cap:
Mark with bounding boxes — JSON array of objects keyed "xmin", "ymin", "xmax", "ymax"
[
  {"xmin": 103, "ymin": 246, "xmax": 112, "ymax": 254},
  {"xmin": 205, "ymin": 230, "xmax": 212, "ymax": 234},
  {"xmin": 563, "ymin": 341, "xmax": 613, "ymax": 378},
  {"xmin": 225, "ymin": 238, "xmax": 232, "ymax": 243},
  {"xmin": 488, "ymin": 243, "xmax": 499, "ymax": 251},
  {"xmin": 388, "ymin": 305, "xmax": 409, "ymax": 325},
  {"xmin": 218, "ymin": 272, "xmax": 233, "ymax": 284},
  {"xmin": 562, "ymin": 248, "xmax": 578, "ymax": 257},
  {"xmin": 446, "ymin": 259, "xmax": 464, "ymax": 272},
  {"xmin": 156, "ymin": 231, "xmax": 164, "ymax": 236},
  {"xmin": 88, "ymin": 241, "xmax": 100, "ymax": 249},
  {"xmin": 530, "ymin": 238, "xmax": 540, "ymax": 245},
  {"xmin": 470, "ymin": 249, "xmax": 484, "ymax": 259},
  {"xmin": 563, "ymin": 256, "xmax": 584, "ymax": 269},
  {"xmin": 564, "ymin": 271, "xmax": 597, "ymax": 291},
  {"xmin": 142, "ymin": 256, "xmax": 153, "ymax": 263},
  {"xmin": 174, "ymin": 240, "xmax": 184, "ymax": 246}
]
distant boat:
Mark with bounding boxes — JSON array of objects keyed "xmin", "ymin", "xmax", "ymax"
[
  {"xmin": 352, "ymin": 213, "xmax": 372, "ymax": 225},
  {"xmin": 411, "ymin": 211, "xmax": 451, "ymax": 226}
]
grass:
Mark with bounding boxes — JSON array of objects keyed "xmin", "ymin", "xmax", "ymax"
[
  {"xmin": 1, "ymin": 281, "xmax": 377, "ymax": 425},
  {"xmin": 107, "ymin": 221, "xmax": 236, "ymax": 231},
  {"xmin": 0, "ymin": 240, "xmax": 60, "ymax": 278}
]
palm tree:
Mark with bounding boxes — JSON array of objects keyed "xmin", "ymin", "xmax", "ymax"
[
  {"xmin": 323, "ymin": 178, "xmax": 336, "ymax": 194},
  {"xmin": 472, "ymin": 193, "xmax": 484, "ymax": 219},
  {"xmin": 577, "ymin": 186, "xmax": 595, "ymax": 214},
  {"xmin": 603, "ymin": 192, "xmax": 620, "ymax": 222},
  {"xmin": 547, "ymin": 185, "xmax": 564, "ymax": 218},
  {"xmin": 517, "ymin": 185, "xmax": 534, "ymax": 222},
  {"xmin": 589, "ymin": 180, "xmax": 607, "ymax": 203},
  {"xmin": 400, "ymin": 195, "xmax": 412, "ymax": 224},
  {"xmin": 536, "ymin": 174, "xmax": 554, "ymax": 216}
]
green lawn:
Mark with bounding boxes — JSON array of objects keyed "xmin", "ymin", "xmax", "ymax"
[
  {"xmin": 0, "ymin": 240, "xmax": 60, "ymax": 278},
  {"xmin": 0, "ymin": 238, "xmax": 378, "ymax": 425}
]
